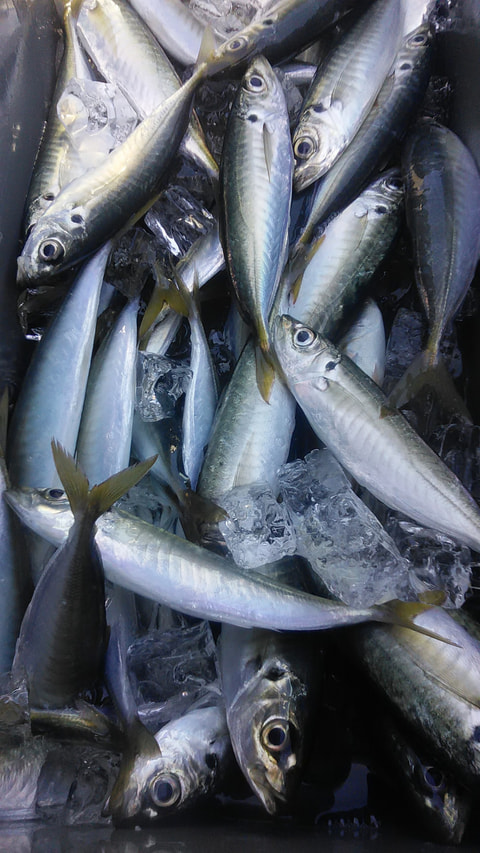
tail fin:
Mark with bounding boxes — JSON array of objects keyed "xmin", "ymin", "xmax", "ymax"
[
  {"xmin": 388, "ymin": 351, "xmax": 471, "ymax": 418},
  {"xmin": 51, "ymin": 440, "xmax": 156, "ymax": 521},
  {"xmin": 372, "ymin": 597, "xmax": 461, "ymax": 645}
]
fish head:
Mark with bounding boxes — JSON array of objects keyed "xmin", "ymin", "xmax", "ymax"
[
  {"xmin": 105, "ymin": 722, "xmax": 219, "ymax": 824},
  {"xmin": 273, "ymin": 314, "xmax": 341, "ymax": 389},
  {"xmin": 292, "ymin": 101, "xmax": 344, "ymax": 192},
  {"xmin": 4, "ymin": 485, "xmax": 73, "ymax": 541},
  {"xmin": 235, "ymin": 55, "xmax": 285, "ymax": 120},
  {"xmin": 227, "ymin": 658, "xmax": 305, "ymax": 814},
  {"xmin": 17, "ymin": 209, "xmax": 87, "ymax": 284},
  {"xmin": 205, "ymin": 13, "xmax": 280, "ymax": 76},
  {"xmin": 362, "ymin": 169, "xmax": 404, "ymax": 219}
]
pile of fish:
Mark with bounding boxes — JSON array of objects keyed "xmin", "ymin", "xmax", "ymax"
[{"xmin": 2, "ymin": 0, "xmax": 480, "ymax": 844}]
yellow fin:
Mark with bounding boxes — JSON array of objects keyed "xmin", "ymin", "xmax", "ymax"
[
  {"xmin": 255, "ymin": 345, "xmax": 276, "ymax": 403},
  {"xmin": 195, "ymin": 24, "xmax": 218, "ymax": 70},
  {"xmin": 51, "ymin": 440, "xmax": 157, "ymax": 520},
  {"xmin": 374, "ymin": 599, "xmax": 461, "ymax": 646},
  {"xmin": 138, "ymin": 261, "xmax": 172, "ymax": 342}
]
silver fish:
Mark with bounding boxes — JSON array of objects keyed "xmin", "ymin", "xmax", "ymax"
[
  {"xmin": 17, "ymin": 65, "xmax": 208, "ymax": 284},
  {"xmin": 292, "ymin": 0, "xmax": 402, "ymax": 190},
  {"xmin": 273, "ymin": 315, "xmax": 480, "ymax": 552},
  {"xmin": 3, "ymin": 484, "xmax": 435, "ymax": 634},
  {"xmin": 220, "ymin": 54, "xmax": 293, "ymax": 355}
]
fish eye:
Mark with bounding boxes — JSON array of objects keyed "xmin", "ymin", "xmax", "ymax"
[
  {"xmin": 423, "ymin": 766, "xmax": 445, "ymax": 791},
  {"xmin": 408, "ymin": 32, "xmax": 428, "ymax": 47},
  {"xmin": 294, "ymin": 136, "xmax": 315, "ymax": 160},
  {"xmin": 70, "ymin": 213, "xmax": 83, "ymax": 225},
  {"xmin": 39, "ymin": 238, "xmax": 64, "ymax": 263},
  {"xmin": 262, "ymin": 17, "xmax": 274, "ymax": 25},
  {"xmin": 293, "ymin": 327, "xmax": 315, "ymax": 347},
  {"xmin": 245, "ymin": 74, "xmax": 266, "ymax": 93},
  {"xmin": 383, "ymin": 176, "xmax": 403, "ymax": 192},
  {"xmin": 312, "ymin": 103, "xmax": 326, "ymax": 113},
  {"xmin": 150, "ymin": 774, "xmax": 181, "ymax": 808},
  {"xmin": 228, "ymin": 35, "xmax": 248, "ymax": 52},
  {"xmin": 374, "ymin": 204, "xmax": 388, "ymax": 215},
  {"xmin": 261, "ymin": 719, "xmax": 289, "ymax": 753},
  {"xmin": 42, "ymin": 192, "xmax": 55, "ymax": 202},
  {"xmin": 44, "ymin": 488, "xmax": 66, "ymax": 501},
  {"xmin": 400, "ymin": 62, "xmax": 412, "ymax": 71}
]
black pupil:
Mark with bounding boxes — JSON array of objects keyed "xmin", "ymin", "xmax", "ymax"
[
  {"xmin": 313, "ymin": 104, "xmax": 325, "ymax": 113},
  {"xmin": 375, "ymin": 205, "xmax": 387, "ymax": 214},
  {"xmin": 42, "ymin": 242, "xmax": 58, "ymax": 258},
  {"xmin": 424, "ymin": 767, "xmax": 444, "ymax": 789},
  {"xmin": 250, "ymin": 76, "xmax": 263, "ymax": 88},
  {"xmin": 155, "ymin": 780, "xmax": 174, "ymax": 803},
  {"xmin": 296, "ymin": 140, "xmax": 311, "ymax": 156},
  {"xmin": 49, "ymin": 489, "xmax": 64, "ymax": 499},
  {"xmin": 296, "ymin": 329, "xmax": 311, "ymax": 343},
  {"xmin": 231, "ymin": 39, "xmax": 242, "ymax": 49},
  {"xmin": 267, "ymin": 726, "xmax": 286, "ymax": 747},
  {"xmin": 400, "ymin": 62, "xmax": 411, "ymax": 71}
]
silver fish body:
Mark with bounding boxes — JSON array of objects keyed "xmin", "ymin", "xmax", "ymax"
[
  {"xmin": 292, "ymin": 0, "xmax": 402, "ymax": 190},
  {"xmin": 198, "ymin": 339, "xmax": 296, "ymax": 503},
  {"xmin": 221, "ymin": 54, "xmax": 293, "ymax": 353},
  {"xmin": 4, "ymin": 486, "xmax": 415, "ymax": 633},
  {"xmin": 24, "ymin": 1, "xmax": 95, "ymax": 234},
  {"xmin": 286, "ymin": 170, "xmax": 404, "ymax": 339},
  {"xmin": 402, "ymin": 120, "xmax": 480, "ymax": 363},
  {"xmin": 351, "ymin": 607, "xmax": 480, "ymax": 789},
  {"xmin": 77, "ymin": 0, "xmax": 218, "ymax": 179},
  {"xmin": 8, "ymin": 243, "xmax": 111, "ymax": 489},
  {"xmin": 17, "ymin": 66, "xmax": 207, "ymax": 284},
  {"xmin": 293, "ymin": 20, "xmax": 432, "ymax": 248},
  {"xmin": 338, "ymin": 298, "xmax": 386, "ymax": 387},
  {"xmin": 273, "ymin": 315, "xmax": 480, "ymax": 552}
]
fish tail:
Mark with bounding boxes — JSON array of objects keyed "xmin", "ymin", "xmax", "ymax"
[
  {"xmin": 388, "ymin": 350, "xmax": 472, "ymax": 423},
  {"xmin": 373, "ymin": 598, "xmax": 460, "ymax": 645},
  {"xmin": 51, "ymin": 440, "xmax": 157, "ymax": 521}
]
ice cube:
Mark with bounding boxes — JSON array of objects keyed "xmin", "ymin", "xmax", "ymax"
[
  {"xmin": 278, "ymin": 450, "xmax": 413, "ymax": 606},
  {"xmin": 385, "ymin": 514, "xmax": 472, "ymax": 609},
  {"xmin": 128, "ymin": 621, "xmax": 220, "ymax": 729},
  {"xmin": 217, "ymin": 483, "xmax": 297, "ymax": 569},
  {"xmin": 136, "ymin": 351, "xmax": 191, "ymax": 422}
]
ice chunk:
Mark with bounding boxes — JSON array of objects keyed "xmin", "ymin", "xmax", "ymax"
[
  {"xmin": 136, "ymin": 351, "xmax": 191, "ymax": 421},
  {"xmin": 57, "ymin": 78, "xmax": 137, "ymax": 180},
  {"xmin": 128, "ymin": 621, "xmax": 220, "ymax": 730},
  {"xmin": 144, "ymin": 178, "xmax": 217, "ymax": 258},
  {"xmin": 115, "ymin": 474, "xmax": 170, "ymax": 528},
  {"xmin": 383, "ymin": 308, "xmax": 424, "ymax": 395},
  {"xmin": 278, "ymin": 450, "xmax": 413, "ymax": 606},
  {"xmin": 385, "ymin": 515, "xmax": 472, "ymax": 609},
  {"xmin": 217, "ymin": 483, "xmax": 297, "ymax": 569}
]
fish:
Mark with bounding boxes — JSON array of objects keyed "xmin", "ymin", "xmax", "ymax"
[
  {"xmin": 219, "ymin": 557, "xmax": 320, "ymax": 814},
  {"xmin": 8, "ymin": 242, "xmax": 112, "ymax": 490},
  {"xmin": 128, "ymin": 0, "xmax": 218, "ymax": 67},
  {"xmin": 220, "ymin": 54, "xmax": 293, "ymax": 356},
  {"xmin": 350, "ymin": 606, "xmax": 480, "ymax": 789},
  {"xmin": 292, "ymin": 0, "xmax": 402, "ymax": 190},
  {"xmin": 292, "ymin": 18, "xmax": 432, "ymax": 249},
  {"xmin": 75, "ymin": 297, "xmax": 139, "ymax": 483},
  {"xmin": 24, "ymin": 0, "xmax": 95, "ymax": 236},
  {"xmin": 3, "ymin": 482, "xmax": 446, "ymax": 636},
  {"xmin": 106, "ymin": 704, "xmax": 233, "ymax": 824},
  {"xmin": 389, "ymin": 120, "xmax": 480, "ymax": 416},
  {"xmin": 197, "ymin": 338, "xmax": 296, "ymax": 504},
  {"xmin": 17, "ymin": 63, "xmax": 209, "ymax": 284},
  {"xmin": 76, "ymin": 0, "xmax": 218, "ymax": 180},
  {"xmin": 284, "ymin": 170, "xmax": 404, "ymax": 339},
  {"xmin": 204, "ymin": 0, "xmax": 359, "ymax": 78},
  {"xmin": 338, "ymin": 298, "xmax": 386, "ymax": 387},
  {"xmin": 272, "ymin": 315, "xmax": 480, "ymax": 552},
  {"xmin": 11, "ymin": 442, "xmax": 155, "ymax": 710}
]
